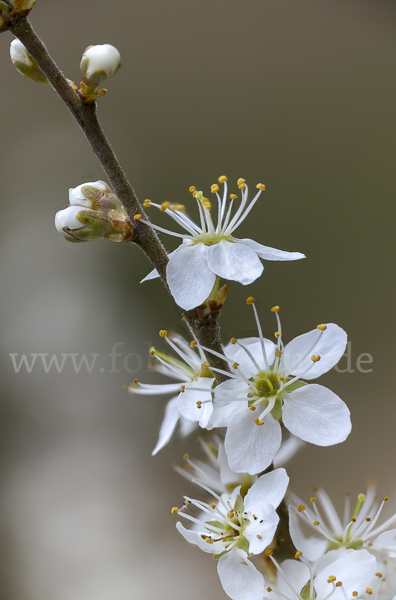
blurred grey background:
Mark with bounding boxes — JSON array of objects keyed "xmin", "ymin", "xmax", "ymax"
[{"xmin": 0, "ymin": 0, "xmax": 395, "ymax": 598}]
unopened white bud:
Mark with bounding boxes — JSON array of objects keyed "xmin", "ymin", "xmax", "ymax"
[
  {"xmin": 56, "ymin": 180, "xmax": 134, "ymax": 243},
  {"xmin": 10, "ymin": 0, "xmax": 36, "ymax": 14},
  {"xmin": 80, "ymin": 44, "xmax": 121, "ymax": 88},
  {"xmin": 10, "ymin": 38, "xmax": 47, "ymax": 83}
]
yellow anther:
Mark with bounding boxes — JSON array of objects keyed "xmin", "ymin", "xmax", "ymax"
[
  {"xmin": 211, "ymin": 503, "xmax": 217, "ymax": 509},
  {"xmin": 256, "ymin": 183, "xmax": 266, "ymax": 191},
  {"xmin": 183, "ymin": 453, "xmax": 189, "ymax": 460},
  {"xmin": 250, "ymin": 406, "xmax": 257, "ymax": 411},
  {"xmin": 204, "ymin": 536, "xmax": 214, "ymax": 544},
  {"xmin": 159, "ymin": 330, "xmax": 167, "ymax": 337},
  {"xmin": 366, "ymin": 589, "xmax": 372, "ymax": 595},
  {"xmin": 238, "ymin": 183, "xmax": 246, "ymax": 190},
  {"xmin": 353, "ymin": 593, "xmax": 358, "ymax": 597},
  {"xmin": 298, "ymin": 505, "xmax": 306, "ymax": 512},
  {"xmin": 134, "ymin": 214, "xmax": 142, "ymax": 220},
  {"xmin": 171, "ymin": 507, "xmax": 179, "ymax": 514},
  {"xmin": 176, "ymin": 204, "xmax": 185, "ymax": 211},
  {"xmin": 335, "ymin": 582, "xmax": 342, "ymax": 588},
  {"xmin": 351, "ymin": 518, "xmax": 356, "ymax": 522},
  {"xmin": 190, "ymin": 341, "xmax": 197, "ymax": 349},
  {"xmin": 327, "ymin": 576, "xmax": 336, "ymax": 583},
  {"xmin": 227, "ymin": 510, "xmax": 235, "ymax": 519},
  {"xmin": 383, "ymin": 496, "xmax": 389, "ymax": 501},
  {"xmin": 231, "ymin": 337, "xmax": 237, "ymax": 344},
  {"xmin": 295, "ymin": 551, "xmax": 302, "ymax": 558},
  {"xmin": 143, "ymin": 199, "xmax": 152, "ymax": 207},
  {"xmin": 278, "ymin": 376, "xmax": 284, "ymax": 382},
  {"xmin": 267, "ymin": 588, "xmax": 272, "ymax": 593},
  {"xmin": 218, "ymin": 176, "xmax": 228, "ymax": 183},
  {"xmin": 194, "ymin": 191, "xmax": 203, "ymax": 200},
  {"xmin": 366, "ymin": 518, "xmax": 371, "ymax": 522},
  {"xmin": 271, "ymin": 306, "xmax": 280, "ymax": 312},
  {"xmin": 246, "ymin": 296, "xmax": 255, "ymax": 305},
  {"xmin": 314, "ymin": 521, "xmax": 320, "ymax": 526},
  {"xmin": 203, "ymin": 362, "xmax": 209, "ymax": 370},
  {"xmin": 257, "ymin": 534, "xmax": 262, "ymax": 539},
  {"xmin": 310, "ymin": 497, "xmax": 316, "ymax": 503},
  {"xmin": 311, "ymin": 354, "xmax": 321, "ymax": 362},
  {"xmin": 160, "ymin": 201, "xmax": 171, "ymax": 211},
  {"xmin": 254, "ymin": 417, "xmax": 264, "ymax": 426},
  {"xmin": 275, "ymin": 350, "xmax": 282, "ymax": 357},
  {"xmin": 376, "ymin": 573, "xmax": 383, "ymax": 578},
  {"xmin": 237, "ymin": 178, "xmax": 246, "ymax": 186},
  {"xmin": 196, "ymin": 401, "xmax": 202, "ymax": 409},
  {"xmin": 133, "ymin": 379, "xmax": 139, "ymax": 384},
  {"xmin": 150, "ymin": 350, "xmax": 155, "ymax": 356},
  {"xmin": 211, "ymin": 185, "xmax": 220, "ymax": 193},
  {"xmin": 232, "ymin": 362, "xmax": 239, "ymax": 369},
  {"xmin": 275, "ymin": 332, "xmax": 282, "ymax": 338},
  {"xmin": 189, "ymin": 186, "xmax": 196, "ymax": 193},
  {"xmin": 181, "ymin": 385, "xmax": 185, "ymax": 393},
  {"xmin": 229, "ymin": 194, "xmax": 238, "ymax": 199},
  {"xmin": 265, "ymin": 549, "xmax": 273, "ymax": 556},
  {"xmin": 317, "ymin": 324, "xmax": 327, "ymax": 331},
  {"xmin": 203, "ymin": 202, "xmax": 211, "ymax": 211}
]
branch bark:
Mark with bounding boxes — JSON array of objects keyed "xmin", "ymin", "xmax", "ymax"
[{"xmin": 2, "ymin": 8, "xmax": 231, "ymax": 382}]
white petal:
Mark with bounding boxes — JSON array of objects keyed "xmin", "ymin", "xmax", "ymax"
[
  {"xmin": 283, "ymin": 324, "xmax": 347, "ymax": 379},
  {"xmin": 178, "ymin": 416, "xmax": 197, "ymax": 438},
  {"xmin": 55, "ymin": 205, "xmax": 84, "ymax": 232},
  {"xmin": 282, "ymin": 384, "xmax": 351, "ymax": 446},
  {"xmin": 237, "ymin": 238, "xmax": 305, "ymax": 261},
  {"xmin": 217, "ymin": 549, "xmax": 265, "ymax": 600},
  {"xmin": 207, "ymin": 240, "xmax": 263, "ymax": 284},
  {"xmin": 141, "ymin": 268, "xmax": 159, "ymax": 282},
  {"xmin": 176, "ymin": 522, "xmax": 225, "ymax": 554},
  {"xmin": 314, "ymin": 549, "xmax": 377, "ymax": 600},
  {"xmin": 372, "ymin": 529, "xmax": 396, "ymax": 551},
  {"xmin": 218, "ymin": 442, "xmax": 239, "ymax": 487},
  {"xmin": 275, "ymin": 560, "xmax": 310, "ymax": 599},
  {"xmin": 244, "ymin": 505, "xmax": 279, "ymax": 554},
  {"xmin": 215, "ymin": 379, "xmax": 250, "ymax": 401},
  {"xmin": 152, "ymin": 396, "xmax": 180, "ymax": 455},
  {"xmin": 167, "ymin": 243, "xmax": 216, "ymax": 310},
  {"xmin": 177, "ymin": 377, "xmax": 214, "ymax": 428},
  {"xmin": 288, "ymin": 506, "xmax": 328, "ymax": 561},
  {"xmin": 225, "ymin": 411, "xmax": 282, "ymax": 475},
  {"xmin": 245, "ymin": 469, "xmax": 289, "ymax": 512}
]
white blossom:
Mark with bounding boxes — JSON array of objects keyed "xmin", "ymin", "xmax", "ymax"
[
  {"xmin": 205, "ymin": 301, "xmax": 351, "ymax": 474},
  {"xmin": 265, "ymin": 549, "xmax": 377, "ymax": 600},
  {"xmin": 174, "ymin": 468, "xmax": 289, "ymax": 600},
  {"xmin": 289, "ymin": 486, "xmax": 396, "ymax": 562},
  {"xmin": 141, "ymin": 177, "xmax": 305, "ymax": 310},
  {"xmin": 126, "ymin": 332, "xmax": 215, "ymax": 454},
  {"xmin": 10, "ymin": 38, "xmax": 47, "ymax": 83}
]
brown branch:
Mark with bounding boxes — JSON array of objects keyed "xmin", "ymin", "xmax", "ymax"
[{"xmin": 2, "ymin": 8, "xmax": 231, "ymax": 382}]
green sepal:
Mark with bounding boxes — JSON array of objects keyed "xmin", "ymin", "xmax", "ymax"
[
  {"xmin": 235, "ymin": 495, "xmax": 244, "ymax": 514},
  {"xmin": 213, "ymin": 550, "xmax": 228, "ymax": 560},
  {"xmin": 236, "ymin": 535, "xmax": 250, "ymax": 554},
  {"xmin": 283, "ymin": 380, "xmax": 307, "ymax": 393},
  {"xmin": 205, "ymin": 520, "xmax": 224, "ymax": 531},
  {"xmin": 271, "ymin": 397, "xmax": 283, "ymax": 420}
]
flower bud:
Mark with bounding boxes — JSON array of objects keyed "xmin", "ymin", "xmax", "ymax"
[
  {"xmin": 55, "ymin": 180, "xmax": 134, "ymax": 243},
  {"xmin": 80, "ymin": 44, "xmax": 121, "ymax": 88},
  {"xmin": 10, "ymin": 0, "xmax": 36, "ymax": 14},
  {"xmin": 10, "ymin": 38, "xmax": 48, "ymax": 83}
]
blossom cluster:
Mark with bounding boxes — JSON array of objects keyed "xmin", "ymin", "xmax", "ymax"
[{"xmin": 53, "ymin": 175, "xmax": 386, "ymax": 600}]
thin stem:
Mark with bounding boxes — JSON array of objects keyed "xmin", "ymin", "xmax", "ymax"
[{"xmin": 1, "ymin": 7, "xmax": 231, "ymax": 382}]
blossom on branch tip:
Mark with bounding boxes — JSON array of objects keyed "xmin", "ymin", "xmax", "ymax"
[
  {"xmin": 205, "ymin": 302, "xmax": 351, "ymax": 475},
  {"xmin": 141, "ymin": 177, "xmax": 305, "ymax": 310},
  {"xmin": 175, "ymin": 468, "xmax": 289, "ymax": 600},
  {"xmin": 126, "ymin": 333, "xmax": 215, "ymax": 454}
]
